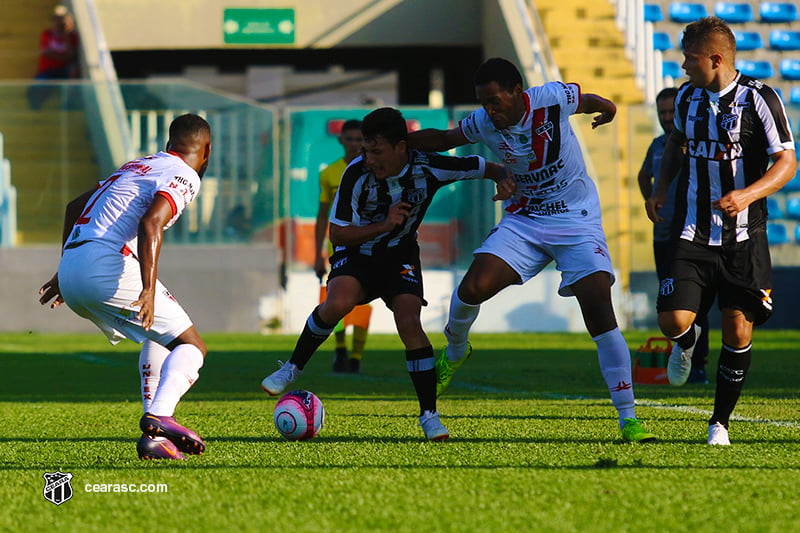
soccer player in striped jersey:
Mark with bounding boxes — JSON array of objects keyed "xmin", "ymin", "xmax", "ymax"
[
  {"xmin": 647, "ymin": 17, "xmax": 796, "ymax": 445},
  {"xmin": 38, "ymin": 114, "xmax": 212, "ymax": 459},
  {"xmin": 261, "ymin": 107, "xmax": 515, "ymax": 440},
  {"xmin": 408, "ymin": 57, "xmax": 656, "ymax": 443}
]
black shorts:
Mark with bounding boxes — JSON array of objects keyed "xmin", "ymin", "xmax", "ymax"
[
  {"xmin": 656, "ymin": 230, "xmax": 773, "ymax": 325},
  {"xmin": 328, "ymin": 243, "xmax": 426, "ymax": 309}
]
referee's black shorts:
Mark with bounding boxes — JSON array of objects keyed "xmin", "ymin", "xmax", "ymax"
[
  {"xmin": 328, "ymin": 242, "xmax": 426, "ymax": 309},
  {"xmin": 656, "ymin": 230, "xmax": 773, "ymax": 325}
]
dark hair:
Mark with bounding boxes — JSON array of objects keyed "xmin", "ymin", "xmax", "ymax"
[
  {"xmin": 656, "ymin": 87, "xmax": 678, "ymax": 104},
  {"xmin": 681, "ymin": 16, "xmax": 736, "ymax": 54},
  {"xmin": 168, "ymin": 114, "xmax": 211, "ymax": 145},
  {"xmin": 341, "ymin": 119, "xmax": 362, "ymax": 133},
  {"xmin": 361, "ymin": 107, "xmax": 407, "ymax": 145},
  {"xmin": 474, "ymin": 57, "xmax": 523, "ymax": 93}
]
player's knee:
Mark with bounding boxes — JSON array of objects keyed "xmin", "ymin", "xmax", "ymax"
[
  {"xmin": 657, "ymin": 312, "xmax": 689, "ymax": 338},
  {"xmin": 457, "ymin": 279, "xmax": 488, "ymax": 305}
]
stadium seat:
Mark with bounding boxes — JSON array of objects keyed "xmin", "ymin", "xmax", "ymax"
[
  {"xmin": 795, "ymin": 224, "xmax": 800, "ymax": 244},
  {"xmin": 784, "ymin": 171, "xmax": 800, "ymax": 192},
  {"xmin": 644, "ymin": 3, "xmax": 664, "ymax": 22},
  {"xmin": 662, "ymin": 60, "xmax": 683, "ymax": 79},
  {"xmin": 767, "ymin": 196, "xmax": 784, "ymax": 219},
  {"xmin": 715, "ymin": 2, "xmax": 755, "ymax": 23},
  {"xmin": 767, "ymin": 222, "xmax": 789, "ymax": 244},
  {"xmin": 784, "ymin": 59, "xmax": 800, "ymax": 80},
  {"xmin": 769, "ymin": 30, "xmax": 800, "ymax": 51},
  {"xmin": 653, "ymin": 32, "xmax": 674, "ymax": 51},
  {"xmin": 773, "ymin": 87, "xmax": 783, "ymax": 102},
  {"xmin": 760, "ymin": 2, "xmax": 799, "ymax": 23},
  {"xmin": 735, "ymin": 31, "xmax": 764, "ymax": 51},
  {"xmin": 785, "ymin": 197, "xmax": 800, "ymax": 220},
  {"xmin": 669, "ymin": 2, "xmax": 708, "ymax": 22},
  {"xmin": 736, "ymin": 60, "xmax": 774, "ymax": 79},
  {"xmin": 791, "ymin": 87, "xmax": 800, "ymax": 104}
]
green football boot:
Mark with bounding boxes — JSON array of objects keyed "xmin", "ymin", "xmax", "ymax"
[
  {"xmin": 621, "ymin": 417, "xmax": 657, "ymax": 443},
  {"xmin": 435, "ymin": 343, "xmax": 472, "ymax": 397}
]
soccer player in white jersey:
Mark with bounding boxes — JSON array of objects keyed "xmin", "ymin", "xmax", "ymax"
[
  {"xmin": 261, "ymin": 107, "xmax": 515, "ymax": 441},
  {"xmin": 408, "ymin": 57, "xmax": 656, "ymax": 443},
  {"xmin": 647, "ymin": 18, "xmax": 795, "ymax": 445},
  {"xmin": 38, "ymin": 114, "xmax": 212, "ymax": 460}
]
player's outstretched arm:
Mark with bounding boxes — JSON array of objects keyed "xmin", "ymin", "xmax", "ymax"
[
  {"xmin": 577, "ymin": 93, "xmax": 617, "ymax": 129},
  {"xmin": 407, "ymin": 127, "xmax": 469, "ymax": 153},
  {"xmin": 132, "ymin": 195, "xmax": 173, "ymax": 331}
]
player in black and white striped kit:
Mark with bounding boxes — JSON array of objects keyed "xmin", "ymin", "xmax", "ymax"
[
  {"xmin": 647, "ymin": 17, "xmax": 796, "ymax": 445},
  {"xmin": 261, "ymin": 107, "xmax": 515, "ymax": 440}
]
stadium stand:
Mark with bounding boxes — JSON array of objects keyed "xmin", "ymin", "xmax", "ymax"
[
  {"xmin": 734, "ymin": 31, "xmax": 764, "ymax": 51},
  {"xmin": 669, "ymin": 2, "xmax": 708, "ymax": 22},
  {"xmin": 781, "ymin": 59, "xmax": 800, "ymax": 80},
  {"xmin": 653, "ymin": 32, "xmax": 674, "ymax": 51},
  {"xmin": 736, "ymin": 59, "xmax": 775, "ymax": 79},
  {"xmin": 645, "ymin": 3, "xmax": 664, "ymax": 22},
  {"xmin": 795, "ymin": 224, "xmax": 800, "ymax": 244},
  {"xmin": 767, "ymin": 196, "xmax": 785, "ymax": 219},
  {"xmin": 767, "ymin": 222, "xmax": 790, "ymax": 245},
  {"xmin": 760, "ymin": 2, "xmax": 799, "ymax": 23},
  {"xmin": 786, "ymin": 197, "xmax": 800, "ymax": 221},
  {"xmin": 715, "ymin": 2, "xmax": 756, "ymax": 24},
  {"xmin": 769, "ymin": 30, "xmax": 800, "ymax": 51},
  {"xmin": 662, "ymin": 60, "xmax": 683, "ymax": 79},
  {"xmin": 783, "ymin": 171, "xmax": 800, "ymax": 192}
]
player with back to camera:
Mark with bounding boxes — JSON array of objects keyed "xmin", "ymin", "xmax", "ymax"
[
  {"xmin": 38, "ymin": 114, "xmax": 213, "ymax": 460},
  {"xmin": 315, "ymin": 119, "xmax": 372, "ymax": 374},
  {"xmin": 407, "ymin": 57, "xmax": 656, "ymax": 443},
  {"xmin": 261, "ymin": 107, "xmax": 516, "ymax": 441},
  {"xmin": 637, "ymin": 87, "xmax": 710, "ymax": 384},
  {"xmin": 646, "ymin": 17, "xmax": 795, "ymax": 445}
]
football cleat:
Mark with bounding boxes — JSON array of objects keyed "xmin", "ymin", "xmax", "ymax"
[
  {"xmin": 668, "ymin": 324, "xmax": 701, "ymax": 386},
  {"xmin": 419, "ymin": 410, "xmax": 449, "ymax": 441},
  {"xmin": 136, "ymin": 433, "xmax": 186, "ymax": 460},
  {"xmin": 621, "ymin": 418, "xmax": 657, "ymax": 443},
  {"xmin": 261, "ymin": 360, "xmax": 302, "ymax": 396},
  {"xmin": 435, "ymin": 342, "xmax": 472, "ymax": 397},
  {"xmin": 333, "ymin": 347, "xmax": 348, "ymax": 373},
  {"xmin": 708, "ymin": 422, "xmax": 731, "ymax": 445},
  {"xmin": 139, "ymin": 413, "xmax": 205, "ymax": 455},
  {"xmin": 347, "ymin": 357, "xmax": 361, "ymax": 374}
]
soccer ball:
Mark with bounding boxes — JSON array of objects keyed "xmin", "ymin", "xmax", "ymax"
[{"xmin": 273, "ymin": 390, "xmax": 325, "ymax": 440}]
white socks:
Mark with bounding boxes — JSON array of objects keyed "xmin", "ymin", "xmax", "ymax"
[
  {"xmin": 148, "ymin": 344, "xmax": 204, "ymax": 417},
  {"xmin": 592, "ymin": 327, "xmax": 636, "ymax": 427},
  {"xmin": 139, "ymin": 340, "xmax": 171, "ymax": 413},
  {"xmin": 444, "ymin": 289, "xmax": 480, "ymax": 361}
]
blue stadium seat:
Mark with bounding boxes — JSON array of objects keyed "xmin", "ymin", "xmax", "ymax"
[
  {"xmin": 760, "ymin": 2, "xmax": 799, "ymax": 23},
  {"xmin": 767, "ymin": 222, "xmax": 789, "ymax": 244},
  {"xmin": 791, "ymin": 87, "xmax": 800, "ymax": 104},
  {"xmin": 736, "ymin": 60, "xmax": 775, "ymax": 79},
  {"xmin": 735, "ymin": 31, "xmax": 764, "ymax": 51},
  {"xmin": 785, "ymin": 197, "xmax": 800, "ymax": 220},
  {"xmin": 662, "ymin": 60, "xmax": 683, "ymax": 79},
  {"xmin": 669, "ymin": 2, "xmax": 708, "ymax": 22},
  {"xmin": 781, "ymin": 59, "xmax": 800, "ymax": 80},
  {"xmin": 785, "ymin": 171, "xmax": 800, "ymax": 192},
  {"xmin": 653, "ymin": 32, "xmax": 674, "ymax": 51},
  {"xmin": 769, "ymin": 30, "xmax": 800, "ymax": 51},
  {"xmin": 767, "ymin": 196, "xmax": 784, "ymax": 219},
  {"xmin": 715, "ymin": 2, "xmax": 755, "ymax": 23},
  {"xmin": 795, "ymin": 224, "xmax": 800, "ymax": 244},
  {"xmin": 644, "ymin": 3, "xmax": 664, "ymax": 22}
]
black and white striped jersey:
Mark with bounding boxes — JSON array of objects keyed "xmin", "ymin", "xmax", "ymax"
[
  {"xmin": 330, "ymin": 150, "xmax": 486, "ymax": 256},
  {"xmin": 673, "ymin": 73, "xmax": 794, "ymax": 247}
]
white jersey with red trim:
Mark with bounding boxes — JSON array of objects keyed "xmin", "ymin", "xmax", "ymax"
[
  {"xmin": 64, "ymin": 151, "xmax": 200, "ymax": 252},
  {"xmin": 459, "ymin": 82, "xmax": 602, "ymax": 227}
]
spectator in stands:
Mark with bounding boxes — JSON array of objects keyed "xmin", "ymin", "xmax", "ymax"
[
  {"xmin": 314, "ymin": 119, "xmax": 372, "ymax": 373},
  {"xmin": 27, "ymin": 5, "xmax": 80, "ymax": 110},
  {"xmin": 647, "ymin": 17, "xmax": 796, "ymax": 445},
  {"xmin": 637, "ymin": 87, "xmax": 709, "ymax": 384}
]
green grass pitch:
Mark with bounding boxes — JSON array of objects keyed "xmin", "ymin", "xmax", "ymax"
[{"xmin": 2, "ymin": 330, "xmax": 800, "ymax": 532}]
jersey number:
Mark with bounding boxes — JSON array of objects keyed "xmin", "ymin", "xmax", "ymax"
[{"xmin": 75, "ymin": 175, "xmax": 120, "ymax": 225}]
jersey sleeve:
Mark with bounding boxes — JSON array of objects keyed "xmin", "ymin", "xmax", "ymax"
[
  {"xmin": 753, "ymin": 85, "xmax": 795, "ymax": 155},
  {"xmin": 329, "ymin": 163, "xmax": 362, "ymax": 227},
  {"xmin": 155, "ymin": 171, "xmax": 199, "ymax": 224},
  {"xmin": 319, "ymin": 164, "xmax": 335, "ymax": 204},
  {"xmin": 640, "ymin": 139, "xmax": 657, "ymax": 176},
  {"xmin": 673, "ymin": 84, "xmax": 691, "ymax": 134},
  {"xmin": 458, "ymin": 109, "xmax": 487, "ymax": 145},
  {"xmin": 421, "ymin": 152, "xmax": 486, "ymax": 184},
  {"xmin": 550, "ymin": 81, "xmax": 581, "ymax": 115}
]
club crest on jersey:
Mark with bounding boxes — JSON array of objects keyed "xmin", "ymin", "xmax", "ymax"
[
  {"xmin": 659, "ymin": 278, "xmax": 674, "ymax": 296},
  {"xmin": 403, "ymin": 188, "xmax": 425, "ymax": 204},
  {"xmin": 43, "ymin": 471, "xmax": 73, "ymax": 506},
  {"xmin": 535, "ymin": 121, "xmax": 554, "ymax": 141},
  {"xmin": 720, "ymin": 113, "xmax": 738, "ymax": 131}
]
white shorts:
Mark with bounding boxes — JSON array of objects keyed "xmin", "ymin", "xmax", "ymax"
[
  {"xmin": 58, "ymin": 241, "xmax": 193, "ymax": 346},
  {"xmin": 474, "ymin": 213, "xmax": 615, "ymax": 297}
]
